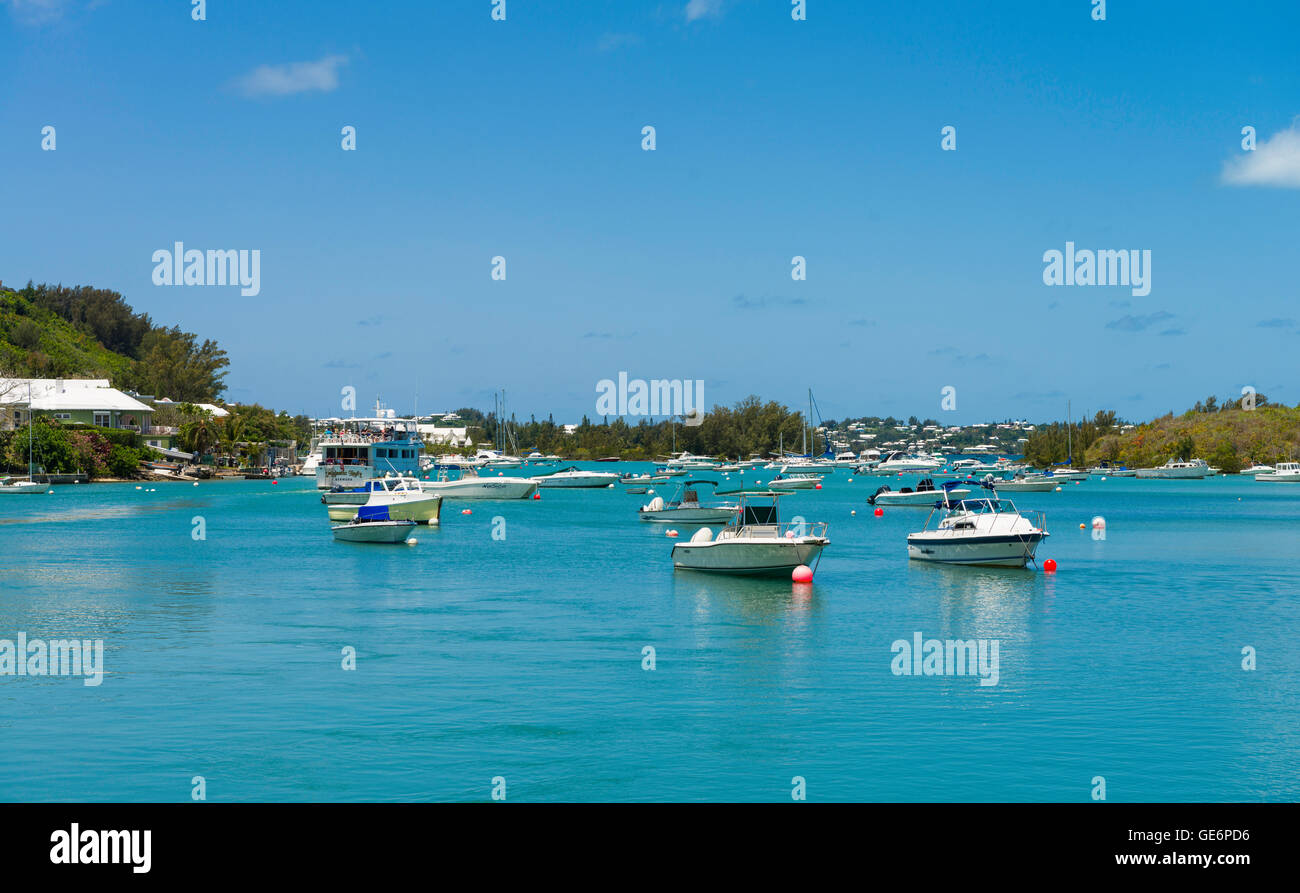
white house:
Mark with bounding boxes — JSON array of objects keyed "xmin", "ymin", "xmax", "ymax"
[{"xmin": 0, "ymin": 378, "xmax": 155, "ymax": 432}]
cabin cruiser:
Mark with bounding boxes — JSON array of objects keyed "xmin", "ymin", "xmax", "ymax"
[
  {"xmin": 906, "ymin": 481, "xmax": 1048, "ymax": 568},
  {"xmin": 639, "ymin": 480, "xmax": 739, "ymax": 524},
  {"xmin": 1042, "ymin": 466, "xmax": 1089, "ymax": 481},
  {"xmin": 670, "ymin": 491, "xmax": 829, "ymax": 576},
  {"xmin": 1240, "ymin": 464, "xmax": 1274, "ymax": 476},
  {"xmin": 1135, "ymin": 458, "xmax": 1211, "ymax": 479},
  {"xmin": 534, "ymin": 466, "xmax": 621, "ymax": 488},
  {"xmin": 868, "ymin": 477, "xmax": 969, "ymax": 506},
  {"xmin": 420, "ymin": 466, "xmax": 539, "ymax": 499},
  {"xmin": 766, "ymin": 467, "xmax": 824, "ymax": 490},
  {"xmin": 322, "ymin": 476, "xmax": 442, "ymax": 524},
  {"xmin": 1257, "ymin": 461, "xmax": 1300, "ymax": 482},
  {"xmin": 474, "ymin": 449, "xmax": 524, "ymax": 468},
  {"xmin": 662, "ymin": 452, "xmax": 719, "ymax": 471}
]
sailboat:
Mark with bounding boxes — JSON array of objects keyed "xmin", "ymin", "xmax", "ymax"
[
  {"xmin": 1047, "ymin": 400, "xmax": 1088, "ymax": 480},
  {"xmin": 1, "ymin": 382, "xmax": 48, "ymax": 494}
]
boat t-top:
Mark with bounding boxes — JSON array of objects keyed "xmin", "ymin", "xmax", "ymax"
[
  {"xmin": 670, "ymin": 491, "xmax": 829, "ymax": 576},
  {"xmin": 905, "ymin": 480, "xmax": 1048, "ymax": 568},
  {"xmin": 639, "ymin": 479, "xmax": 739, "ymax": 524}
]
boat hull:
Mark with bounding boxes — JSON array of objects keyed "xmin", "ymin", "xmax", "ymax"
[
  {"xmin": 640, "ymin": 506, "xmax": 738, "ymax": 523},
  {"xmin": 906, "ymin": 532, "xmax": 1044, "ymax": 568},
  {"xmin": 0, "ymin": 482, "xmax": 47, "ymax": 494},
  {"xmin": 421, "ymin": 478, "xmax": 539, "ymax": 499},
  {"xmin": 671, "ymin": 539, "xmax": 827, "ymax": 575},
  {"xmin": 536, "ymin": 475, "xmax": 619, "ymax": 488}
]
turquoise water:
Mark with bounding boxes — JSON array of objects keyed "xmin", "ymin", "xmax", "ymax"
[{"xmin": 2, "ymin": 466, "xmax": 1297, "ymax": 802}]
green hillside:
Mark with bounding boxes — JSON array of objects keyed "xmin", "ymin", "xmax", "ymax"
[{"xmin": 0, "ymin": 285, "xmax": 136, "ymax": 381}]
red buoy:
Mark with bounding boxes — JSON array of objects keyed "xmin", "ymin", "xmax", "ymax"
[
  {"xmin": 1043, "ymin": 559, "xmax": 1058, "ymax": 573},
  {"xmin": 533, "ymin": 492, "xmax": 541, "ymax": 500},
  {"xmin": 792, "ymin": 564, "xmax": 813, "ymax": 583},
  {"xmin": 461, "ymin": 509, "xmax": 472, "ymax": 515},
  {"xmin": 874, "ymin": 507, "xmax": 884, "ymax": 517}
]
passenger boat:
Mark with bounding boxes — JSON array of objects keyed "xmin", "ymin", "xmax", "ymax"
[
  {"xmin": 670, "ymin": 491, "xmax": 829, "ymax": 576},
  {"xmin": 322, "ymin": 477, "xmax": 442, "ymax": 524},
  {"xmin": 534, "ymin": 466, "xmax": 621, "ymax": 488},
  {"xmin": 314, "ymin": 411, "xmax": 424, "ymax": 490},
  {"xmin": 639, "ymin": 480, "xmax": 739, "ymax": 524},
  {"xmin": 868, "ymin": 477, "xmax": 969, "ymax": 505},
  {"xmin": 906, "ymin": 481, "xmax": 1048, "ymax": 568}
]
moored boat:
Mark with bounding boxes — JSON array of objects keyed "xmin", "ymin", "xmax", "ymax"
[
  {"xmin": 639, "ymin": 480, "xmax": 739, "ymax": 524},
  {"xmin": 670, "ymin": 491, "xmax": 829, "ymax": 576},
  {"xmin": 906, "ymin": 481, "xmax": 1048, "ymax": 568}
]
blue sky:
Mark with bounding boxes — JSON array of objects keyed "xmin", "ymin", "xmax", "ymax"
[{"xmin": 1, "ymin": 0, "xmax": 1297, "ymax": 425}]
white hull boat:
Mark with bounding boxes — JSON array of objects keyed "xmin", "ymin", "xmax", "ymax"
[
  {"xmin": 868, "ymin": 479, "xmax": 968, "ymax": 505},
  {"xmin": 639, "ymin": 480, "xmax": 738, "ymax": 523},
  {"xmin": 421, "ymin": 467, "xmax": 538, "ymax": 499},
  {"xmin": 987, "ymin": 476, "xmax": 1057, "ymax": 492},
  {"xmin": 0, "ymin": 479, "xmax": 46, "ymax": 494},
  {"xmin": 670, "ymin": 491, "xmax": 828, "ymax": 576},
  {"xmin": 331, "ymin": 517, "xmax": 417, "ymax": 544},
  {"xmin": 1136, "ymin": 459, "xmax": 1210, "ymax": 479},
  {"xmin": 906, "ymin": 482, "xmax": 1048, "ymax": 568},
  {"xmin": 1257, "ymin": 462, "xmax": 1300, "ymax": 482},
  {"xmin": 535, "ymin": 466, "xmax": 620, "ymax": 488}
]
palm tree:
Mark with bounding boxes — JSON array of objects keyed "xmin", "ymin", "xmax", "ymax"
[{"xmin": 178, "ymin": 406, "xmax": 219, "ymax": 457}]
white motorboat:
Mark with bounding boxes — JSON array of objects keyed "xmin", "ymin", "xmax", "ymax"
[
  {"xmin": 1135, "ymin": 458, "xmax": 1210, "ymax": 479},
  {"xmin": 876, "ymin": 451, "xmax": 946, "ymax": 473},
  {"xmin": 868, "ymin": 478, "xmax": 969, "ymax": 505},
  {"xmin": 766, "ymin": 467, "xmax": 824, "ymax": 490},
  {"xmin": 906, "ymin": 481, "xmax": 1048, "ymax": 568},
  {"xmin": 986, "ymin": 474, "xmax": 1057, "ymax": 492},
  {"xmin": 670, "ymin": 491, "xmax": 829, "ymax": 576},
  {"xmin": 474, "ymin": 449, "xmax": 524, "ymax": 468},
  {"xmin": 534, "ymin": 466, "xmax": 621, "ymax": 488},
  {"xmin": 420, "ymin": 466, "xmax": 538, "ymax": 499},
  {"xmin": 322, "ymin": 477, "xmax": 442, "ymax": 524},
  {"xmin": 1257, "ymin": 461, "xmax": 1300, "ymax": 482},
  {"xmin": 331, "ymin": 510, "xmax": 418, "ymax": 544},
  {"xmin": 1042, "ymin": 466, "xmax": 1090, "ymax": 481},
  {"xmin": 1089, "ymin": 463, "xmax": 1137, "ymax": 477},
  {"xmin": 1241, "ymin": 464, "xmax": 1274, "ymax": 476},
  {"xmin": 639, "ymin": 480, "xmax": 739, "ymax": 523}
]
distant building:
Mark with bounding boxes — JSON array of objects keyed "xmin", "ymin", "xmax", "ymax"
[
  {"xmin": 0, "ymin": 378, "xmax": 155, "ymax": 434},
  {"xmin": 417, "ymin": 425, "xmax": 471, "ymax": 447}
]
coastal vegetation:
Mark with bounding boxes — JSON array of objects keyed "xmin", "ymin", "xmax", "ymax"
[
  {"xmin": 0, "ymin": 419, "xmax": 147, "ymax": 479},
  {"xmin": 1022, "ymin": 395, "xmax": 1298, "ymax": 472},
  {"xmin": 0, "ymin": 282, "xmax": 228, "ymax": 401}
]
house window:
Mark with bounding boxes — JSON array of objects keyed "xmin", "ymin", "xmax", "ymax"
[
  {"xmin": 94, "ymin": 413, "xmax": 111, "ymax": 427},
  {"xmin": 54, "ymin": 413, "xmax": 71, "ymax": 420}
]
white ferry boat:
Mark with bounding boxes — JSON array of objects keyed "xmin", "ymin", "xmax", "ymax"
[{"xmin": 313, "ymin": 414, "xmax": 425, "ymax": 490}]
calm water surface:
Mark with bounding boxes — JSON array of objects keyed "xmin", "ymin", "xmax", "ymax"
[{"xmin": 2, "ymin": 466, "xmax": 1297, "ymax": 801}]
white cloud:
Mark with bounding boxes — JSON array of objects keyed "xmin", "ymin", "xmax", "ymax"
[
  {"xmin": 232, "ymin": 55, "xmax": 348, "ymax": 98},
  {"xmin": 684, "ymin": 0, "xmax": 724, "ymax": 23},
  {"xmin": 1222, "ymin": 120, "xmax": 1300, "ymax": 189},
  {"xmin": 2, "ymin": 0, "xmax": 73, "ymax": 24}
]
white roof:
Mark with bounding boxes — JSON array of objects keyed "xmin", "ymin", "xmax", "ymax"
[{"xmin": 0, "ymin": 378, "xmax": 152, "ymax": 414}]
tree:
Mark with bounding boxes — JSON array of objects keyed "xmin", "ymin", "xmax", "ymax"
[
  {"xmin": 178, "ymin": 405, "xmax": 219, "ymax": 456},
  {"xmin": 132, "ymin": 327, "xmax": 229, "ymax": 401}
]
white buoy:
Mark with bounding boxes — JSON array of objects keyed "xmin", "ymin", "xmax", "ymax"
[
  {"xmin": 1055, "ymin": 486, "xmax": 1062, "ymax": 491},
  {"xmin": 407, "ymin": 538, "xmax": 418, "ymax": 545}
]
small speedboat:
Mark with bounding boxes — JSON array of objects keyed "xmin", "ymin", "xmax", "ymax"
[
  {"xmin": 869, "ymin": 478, "xmax": 968, "ymax": 505},
  {"xmin": 1089, "ymin": 463, "xmax": 1137, "ymax": 477},
  {"xmin": 331, "ymin": 508, "xmax": 418, "ymax": 544},
  {"xmin": 766, "ymin": 467, "xmax": 823, "ymax": 490},
  {"xmin": 534, "ymin": 466, "xmax": 621, "ymax": 488},
  {"xmin": 986, "ymin": 474, "xmax": 1058, "ymax": 492},
  {"xmin": 1240, "ymin": 464, "xmax": 1274, "ymax": 476},
  {"xmin": 906, "ymin": 481, "xmax": 1048, "ymax": 568},
  {"xmin": 671, "ymin": 491, "xmax": 828, "ymax": 576},
  {"xmin": 639, "ymin": 480, "xmax": 738, "ymax": 524}
]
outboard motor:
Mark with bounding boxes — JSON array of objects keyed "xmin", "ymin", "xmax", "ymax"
[
  {"xmin": 868, "ymin": 485, "xmax": 891, "ymax": 505},
  {"xmin": 643, "ymin": 496, "xmax": 665, "ymax": 512}
]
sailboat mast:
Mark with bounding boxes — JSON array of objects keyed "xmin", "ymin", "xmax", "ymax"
[
  {"xmin": 1067, "ymin": 400, "xmax": 1072, "ymax": 465},
  {"xmin": 27, "ymin": 380, "xmax": 33, "ymax": 480}
]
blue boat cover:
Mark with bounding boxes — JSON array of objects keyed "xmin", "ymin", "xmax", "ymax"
[{"xmin": 356, "ymin": 505, "xmax": 392, "ymax": 521}]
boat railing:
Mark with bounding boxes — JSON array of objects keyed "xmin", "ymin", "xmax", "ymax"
[{"xmin": 720, "ymin": 520, "xmax": 828, "ymax": 540}]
